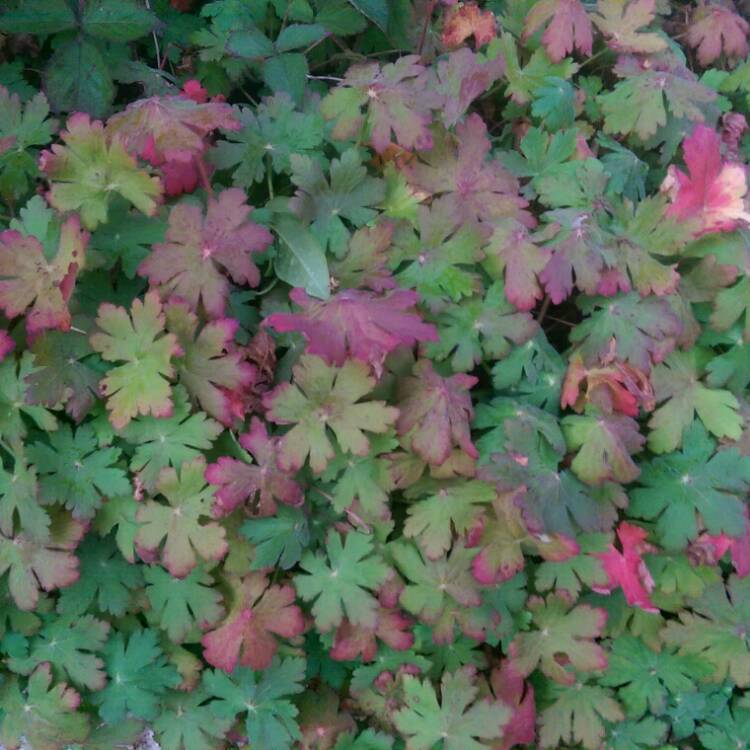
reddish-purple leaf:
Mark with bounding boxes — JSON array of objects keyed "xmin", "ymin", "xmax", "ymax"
[
  {"xmin": 202, "ymin": 572, "xmax": 305, "ymax": 672},
  {"xmin": 662, "ymin": 124, "xmax": 750, "ymax": 237},
  {"xmin": 205, "ymin": 417, "xmax": 304, "ymax": 517},
  {"xmin": 403, "ymin": 114, "xmax": 532, "ymax": 228},
  {"xmin": 320, "ymin": 55, "xmax": 439, "ymax": 153},
  {"xmin": 0, "ymin": 518, "xmax": 84, "ymax": 611},
  {"xmin": 491, "ymin": 661, "xmax": 537, "ymax": 750},
  {"xmin": 106, "ymin": 89, "xmax": 239, "ymax": 165},
  {"xmin": 165, "ymin": 300, "xmax": 256, "ymax": 425},
  {"xmin": 397, "ymin": 359, "xmax": 478, "ymax": 465},
  {"xmin": 0, "ymin": 215, "xmax": 87, "ymax": 336},
  {"xmin": 139, "ymin": 189, "xmax": 272, "ymax": 319},
  {"xmin": 539, "ymin": 211, "xmax": 612, "ymax": 304},
  {"xmin": 592, "ymin": 522, "xmax": 658, "ymax": 612},
  {"xmin": 687, "ymin": 3, "xmax": 749, "ymax": 66},
  {"xmin": 523, "ymin": 0, "xmax": 593, "ymax": 62},
  {"xmin": 330, "ymin": 606, "xmax": 414, "ymax": 662},
  {"xmin": 484, "ymin": 219, "xmax": 551, "ymax": 311},
  {"xmin": 441, "ymin": 2, "xmax": 497, "ymax": 49},
  {"xmin": 436, "ymin": 48, "xmax": 505, "ymax": 128},
  {"xmin": 265, "ymin": 288, "xmax": 438, "ymax": 376}
]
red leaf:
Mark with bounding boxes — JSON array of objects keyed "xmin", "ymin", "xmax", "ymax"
[
  {"xmin": 593, "ymin": 522, "xmax": 658, "ymax": 612},
  {"xmin": 539, "ymin": 214, "xmax": 612, "ymax": 304},
  {"xmin": 397, "ymin": 359, "xmax": 478, "ymax": 465},
  {"xmin": 106, "ymin": 89, "xmax": 238, "ymax": 166},
  {"xmin": 330, "ymin": 221, "xmax": 398, "ymax": 293},
  {"xmin": 662, "ymin": 124, "xmax": 750, "ymax": 236},
  {"xmin": 687, "ymin": 3, "xmax": 749, "ymax": 66},
  {"xmin": 441, "ymin": 2, "xmax": 497, "ymax": 49},
  {"xmin": 0, "ymin": 519, "xmax": 84, "ymax": 611},
  {"xmin": 0, "ymin": 215, "xmax": 87, "ymax": 336},
  {"xmin": 265, "ymin": 288, "xmax": 438, "ymax": 377},
  {"xmin": 205, "ymin": 417, "xmax": 304, "ymax": 517},
  {"xmin": 490, "ymin": 661, "xmax": 537, "ymax": 750},
  {"xmin": 330, "ymin": 606, "xmax": 414, "ymax": 662},
  {"xmin": 402, "ymin": 113, "xmax": 532, "ymax": 227},
  {"xmin": 484, "ymin": 220, "xmax": 551, "ymax": 311},
  {"xmin": 202, "ymin": 572, "xmax": 305, "ymax": 672},
  {"xmin": 0, "ymin": 331, "xmax": 14, "ymax": 361},
  {"xmin": 722, "ymin": 112, "xmax": 749, "ymax": 163},
  {"xmin": 182, "ymin": 80, "xmax": 209, "ymax": 103},
  {"xmin": 165, "ymin": 301, "xmax": 256, "ymax": 425},
  {"xmin": 139, "ymin": 188, "xmax": 272, "ymax": 318},
  {"xmin": 523, "ymin": 0, "xmax": 593, "ymax": 62},
  {"xmin": 468, "ymin": 490, "xmax": 579, "ymax": 584},
  {"xmin": 561, "ymin": 352, "xmax": 655, "ymax": 416},
  {"xmin": 691, "ymin": 507, "xmax": 750, "ymax": 577},
  {"xmin": 435, "ymin": 48, "xmax": 505, "ymax": 128}
]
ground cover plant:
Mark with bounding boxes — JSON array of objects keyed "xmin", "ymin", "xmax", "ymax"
[{"xmin": 3, "ymin": 0, "xmax": 750, "ymax": 748}]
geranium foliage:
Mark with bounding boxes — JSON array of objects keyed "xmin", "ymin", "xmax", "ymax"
[{"xmin": 2, "ymin": 1, "xmax": 750, "ymax": 748}]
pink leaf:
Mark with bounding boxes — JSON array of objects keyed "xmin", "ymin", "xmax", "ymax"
[
  {"xmin": 691, "ymin": 507, "xmax": 750, "ymax": 577},
  {"xmin": 265, "ymin": 288, "xmax": 438, "ymax": 376},
  {"xmin": 662, "ymin": 124, "xmax": 750, "ymax": 236},
  {"xmin": 484, "ymin": 220, "xmax": 550, "ymax": 311},
  {"xmin": 490, "ymin": 661, "xmax": 536, "ymax": 750},
  {"xmin": 523, "ymin": 0, "xmax": 593, "ymax": 62},
  {"xmin": 330, "ymin": 607, "xmax": 414, "ymax": 662},
  {"xmin": 202, "ymin": 572, "xmax": 305, "ymax": 672},
  {"xmin": 165, "ymin": 301, "xmax": 256, "ymax": 425},
  {"xmin": 441, "ymin": 2, "xmax": 497, "ymax": 49},
  {"xmin": 0, "ymin": 331, "xmax": 14, "ymax": 361},
  {"xmin": 0, "ymin": 215, "xmax": 87, "ymax": 336},
  {"xmin": 593, "ymin": 522, "xmax": 658, "ymax": 612},
  {"xmin": 106, "ymin": 89, "xmax": 239, "ymax": 166},
  {"xmin": 139, "ymin": 188, "xmax": 272, "ymax": 318},
  {"xmin": 687, "ymin": 3, "xmax": 749, "ymax": 66},
  {"xmin": 397, "ymin": 359, "xmax": 478, "ymax": 465},
  {"xmin": 205, "ymin": 417, "xmax": 304, "ymax": 517},
  {"xmin": 182, "ymin": 79, "xmax": 209, "ymax": 103},
  {"xmin": 402, "ymin": 113, "xmax": 532, "ymax": 227}
]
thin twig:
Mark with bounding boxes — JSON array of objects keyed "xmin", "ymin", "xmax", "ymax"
[
  {"xmin": 143, "ymin": 0, "xmax": 163, "ymax": 70},
  {"xmin": 240, "ymin": 87, "xmax": 259, "ymax": 106},
  {"xmin": 196, "ymin": 156, "xmax": 214, "ymax": 197},
  {"xmin": 329, "ymin": 35, "xmax": 352, "ymax": 55},
  {"xmin": 255, "ymin": 277, "xmax": 279, "ymax": 296},
  {"xmin": 304, "ymin": 35, "xmax": 329, "ymax": 57},
  {"xmin": 417, "ymin": 0, "xmax": 437, "ymax": 57},
  {"xmin": 266, "ymin": 154, "xmax": 274, "ymax": 200},
  {"xmin": 536, "ymin": 294, "xmax": 551, "ymax": 326},
  {"xmin": 306, "ymin": 74, "xmax": 344, "ymax": 82}
]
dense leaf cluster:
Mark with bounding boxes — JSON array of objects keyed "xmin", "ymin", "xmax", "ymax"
[{"xmin": 1, "ymin": 0, "xmax": 750, "ymax": 749}]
